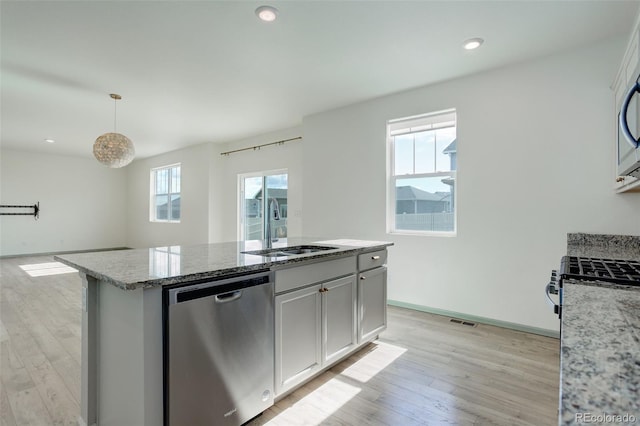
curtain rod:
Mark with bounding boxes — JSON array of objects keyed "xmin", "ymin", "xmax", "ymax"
[{"xmin": 220, "ymin": 136, "xmax": 302, "ymax": 156}]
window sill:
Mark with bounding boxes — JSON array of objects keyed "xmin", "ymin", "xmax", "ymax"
[{"xmin": 388, "ymin": 230, "xmax": 456, "ymax": 237}]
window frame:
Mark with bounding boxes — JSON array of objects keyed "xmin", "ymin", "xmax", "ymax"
[
  {"xmin": 150, "ymin": 163, "xmax": 181, "ymax": 223},
  {"xmin": 387, "ymin": 109, "xmax": 457, "ymax": 237}
]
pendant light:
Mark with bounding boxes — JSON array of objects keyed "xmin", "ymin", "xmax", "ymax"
[{"xmin": 93, "ymin": 94, "xmax": 135, "ymax": 168}]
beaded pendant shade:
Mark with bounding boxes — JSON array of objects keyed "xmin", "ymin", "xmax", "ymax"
[{"xmin": 93, "ymin": 94, "xmax": 135, "ymax": 168}]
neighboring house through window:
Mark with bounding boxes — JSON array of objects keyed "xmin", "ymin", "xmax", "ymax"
[
  {"xmin": 388, "ymin": 109, "xmax": 457, "ymax": 234},
  {"xmin": 151, "ymin": 164, "xmax": 181, "ymax": 222},
  {"xmin": 238, "ymin": 170, "xmax": 288, "ymax": 241}
]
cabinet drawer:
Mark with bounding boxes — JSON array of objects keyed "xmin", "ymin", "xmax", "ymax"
[
  {"xmin": 358, "ymin": 249, "xmax": 387, "ymax": 271},
  {"xmin": 275, "ymin": 256, "xmax": 356, "ymax": 294}
]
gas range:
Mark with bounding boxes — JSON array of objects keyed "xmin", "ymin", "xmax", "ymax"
[
  {"xmin": 560, "ymin": 256, "xmax": 640, "ymax": 286},
  {"xmin": 546, "ymin": 256, "xmax": 640, "ymax": 319}
]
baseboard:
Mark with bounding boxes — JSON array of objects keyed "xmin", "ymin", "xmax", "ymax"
[
  {"xmin": 387, "ymin": 299, "xmax": 560, "ymax": 339},
  {"xmin": 0, "ymin": 247, "xmax": 130, "ymax": 259}
]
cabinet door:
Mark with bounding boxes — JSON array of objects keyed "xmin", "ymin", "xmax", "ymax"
[
  {"xmin": 322, "ymin": 275, "xmax": 357, "ymax": 365},
  {"xmin": 358, "ymin": 267, "xmax": 387, "ymax": 343},
  {"xmin": 275, "ymin": 284, "xmax": 322, "ymax": 395}
]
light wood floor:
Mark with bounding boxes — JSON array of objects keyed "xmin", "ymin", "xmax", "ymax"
[{"xmin": 0, "ymin": 255, "xmax": 560, "ymax": 426}]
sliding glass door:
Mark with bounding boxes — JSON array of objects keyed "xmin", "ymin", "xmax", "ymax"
[{"xmin": 239, "ymin": 170, "xmax": 288, "ymax": 241}]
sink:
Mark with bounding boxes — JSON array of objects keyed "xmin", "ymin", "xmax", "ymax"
[{"xmin": 242, "ymin": 245, "xmax": 337, "ymax": 257}]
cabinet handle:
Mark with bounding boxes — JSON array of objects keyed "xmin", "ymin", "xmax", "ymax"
[
  {"xmin": 371, "ymin": 255, "xmax": 381, "ymax": 260},
  {"xmin": 319, "ymin": 288, "xmax": 329, "ymax": 293},
  {"xmin": 620, "ymin": 79, "xmax": 640, "ymax": 149},
  {"xmin": 616, "ymin": 176, "xmax": 626, "ymax": 182},
  {"xmin": 360, "ymin": 276, "xmax": 366, "ymax": 280}
]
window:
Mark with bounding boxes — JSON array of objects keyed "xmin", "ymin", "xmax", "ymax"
[
  {"xmin": 151, "ymin": 164, "xmax": 181, "ymax": 222},
  {"xmin": 238, "ymin": 170, "xmax": 288, "ymax": 241},
  {"xmin": 388, "ymin": 109, "xmax": 457, "ymax": 234}
]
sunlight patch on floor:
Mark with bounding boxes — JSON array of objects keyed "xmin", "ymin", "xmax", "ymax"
[
  {"xmin": 19, "ymin": 262, "xmax": 78, "ymax": 277},
  {"xmin": 265, "ymin": 377, "xmax": 361, "ymax": 425},
  {"xmin": 340, "ymin": 341, "xmax": 407, "ymax": 383},
  {"xmin": 263, "ymin": 341, "xmax": 408, "ymax": 425}
]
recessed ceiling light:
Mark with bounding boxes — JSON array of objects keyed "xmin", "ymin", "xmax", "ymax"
[
  {"xmin": 463, "ymin": 38, "xmax": 484, "ymax": 50},
  {"xmin": 44, "ymin": 138, "xmax": 55, "ymax": 143},
  {"xmin": 255, "ymin": 5, "xmax": 278, "ymax": 22}
]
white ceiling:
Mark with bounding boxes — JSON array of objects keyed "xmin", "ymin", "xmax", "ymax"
[{"xmin": 2, "ymin": 1, "xmax": 638, "ymax": 160}]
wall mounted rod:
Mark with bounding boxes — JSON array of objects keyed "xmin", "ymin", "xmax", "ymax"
[
  {"xmin": 220, "ymin": 136, "xmax": 302, "ymax": 156},
  {"xmin": 0, "ymin": 202, "xmax": 40, "ymax": 220}
]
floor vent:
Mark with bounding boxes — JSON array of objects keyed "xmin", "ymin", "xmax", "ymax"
[{"xmin": 449, "ymin": 318, "xmax": 477, "ymax": 327}]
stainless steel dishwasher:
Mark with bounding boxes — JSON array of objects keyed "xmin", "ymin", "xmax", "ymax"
[{"xmin": 164, "ymin": 271, "xmax": 274, "ymax": 426}]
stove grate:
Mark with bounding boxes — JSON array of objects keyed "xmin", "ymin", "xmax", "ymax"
[{"xmin": 562, "ymin": 256, "xmax": 640, "ymax": 285}]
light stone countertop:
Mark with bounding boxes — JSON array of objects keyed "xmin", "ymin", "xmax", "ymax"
[
  {"xmin": 55, "ymin": 237, "xmax": 392, "ymax": 291},
  {"xmin": 567, "ymin": 232, "xmax": 640, "ymax": 260},
  {"xmin": 560, "ymin": 280, "xmax": 640, "ymax": 424},
  {"xmin": 560, "ymin": 233, "xmax": 640, "ymax": 425}
]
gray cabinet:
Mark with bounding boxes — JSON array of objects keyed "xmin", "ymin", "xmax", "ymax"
[
  {"xmin": 275, "ymin": 284, "xmax": 322, "ymax": 395},
  {"xmin": 275, "ymin": 275, "xmax": 357, "ymax": 395},
  {"xmin": 274, "ymin": 275, "xmax": 357, "ymax": 395},
  {"xmin": 322, "ymin": 275, "xmax": 357, "ymax": 365},
  {"xmin": 357, "ymin": 249, "xmax": 387, "ymax": 271},
  {"xmin": 274, "ymin": 249, "xmax": 389, "ymax": 397},
  {"xmin": 358, "ymin": 266, "xmax": 387, "ymax": 343}
]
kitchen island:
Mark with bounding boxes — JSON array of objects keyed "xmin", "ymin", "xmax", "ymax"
[
  {"xmin": 55, "ymin": 237, "xmax": 392, "ymax": 426},
  {"xmin": 559, "ymin": 234, "xmax": 640, "ymax": 425}
]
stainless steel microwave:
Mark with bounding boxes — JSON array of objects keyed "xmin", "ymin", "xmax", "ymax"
[{"xmin": 619, "ymin": 70, "xmax": 640, "ymax": 178}]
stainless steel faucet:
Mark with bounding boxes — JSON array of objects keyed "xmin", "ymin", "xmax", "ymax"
[{"xmin": 265, "ymin": 197, "xmax": 280, "ymax": 248}]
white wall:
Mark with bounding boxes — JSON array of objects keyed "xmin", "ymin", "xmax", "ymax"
[
  {"xmin": 302, "ymin": 37, "xmax": 640, "ymax": 332},
  {"xmin": 124, "ymin": 127, "xmax": 303, "ymax": 248},
  {"xmin": 4, "ymin": 36, "xmax": 637, "ymax": 334},
  {"xmin": 215, "ymin": 126, "xmax": 303, "ymax": 242},
  {"xmin": 0, "ymin": 149, "xmax": 127, "ymax": 256},
  {"xmin": 126, "ymin": 143, "xmax": 212, "ymax": 248}
]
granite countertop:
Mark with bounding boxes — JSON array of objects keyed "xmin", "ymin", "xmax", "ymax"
[
  {"xmin": 560, "ymin": 233, "xmax": 640, "ymax": 424},
  {"xmin": 567, "ymin": 232, "xmax": 640, "ymax": 260},
  {"xmin": 560, "ymin": 280, "xmax": 640, "ymax": 424},
  {"xmin": 55, "ymin": 237, "xmax": 392, "ymax": 291}
]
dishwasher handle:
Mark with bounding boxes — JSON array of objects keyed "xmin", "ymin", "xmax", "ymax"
[
  {"xmin": 166, "ymin": 271, "xmax": 272, "ymax": 305},
  {"xmin": 215, "ymin": 290, "xmax": 242, "ymax": 303}
]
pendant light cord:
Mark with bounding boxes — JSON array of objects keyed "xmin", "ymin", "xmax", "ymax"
[{"xmin": 113, "ymin": 98, "xmax": 118, "ymax": 133}]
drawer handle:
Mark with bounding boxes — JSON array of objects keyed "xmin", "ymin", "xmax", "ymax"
[
  {"xmin": 371, "ymin": 255, "xmax": 381, "ymax": 260},
  {"xmin": 616, "ymin": 176, "xmax": 625, "ymax": 182}
]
